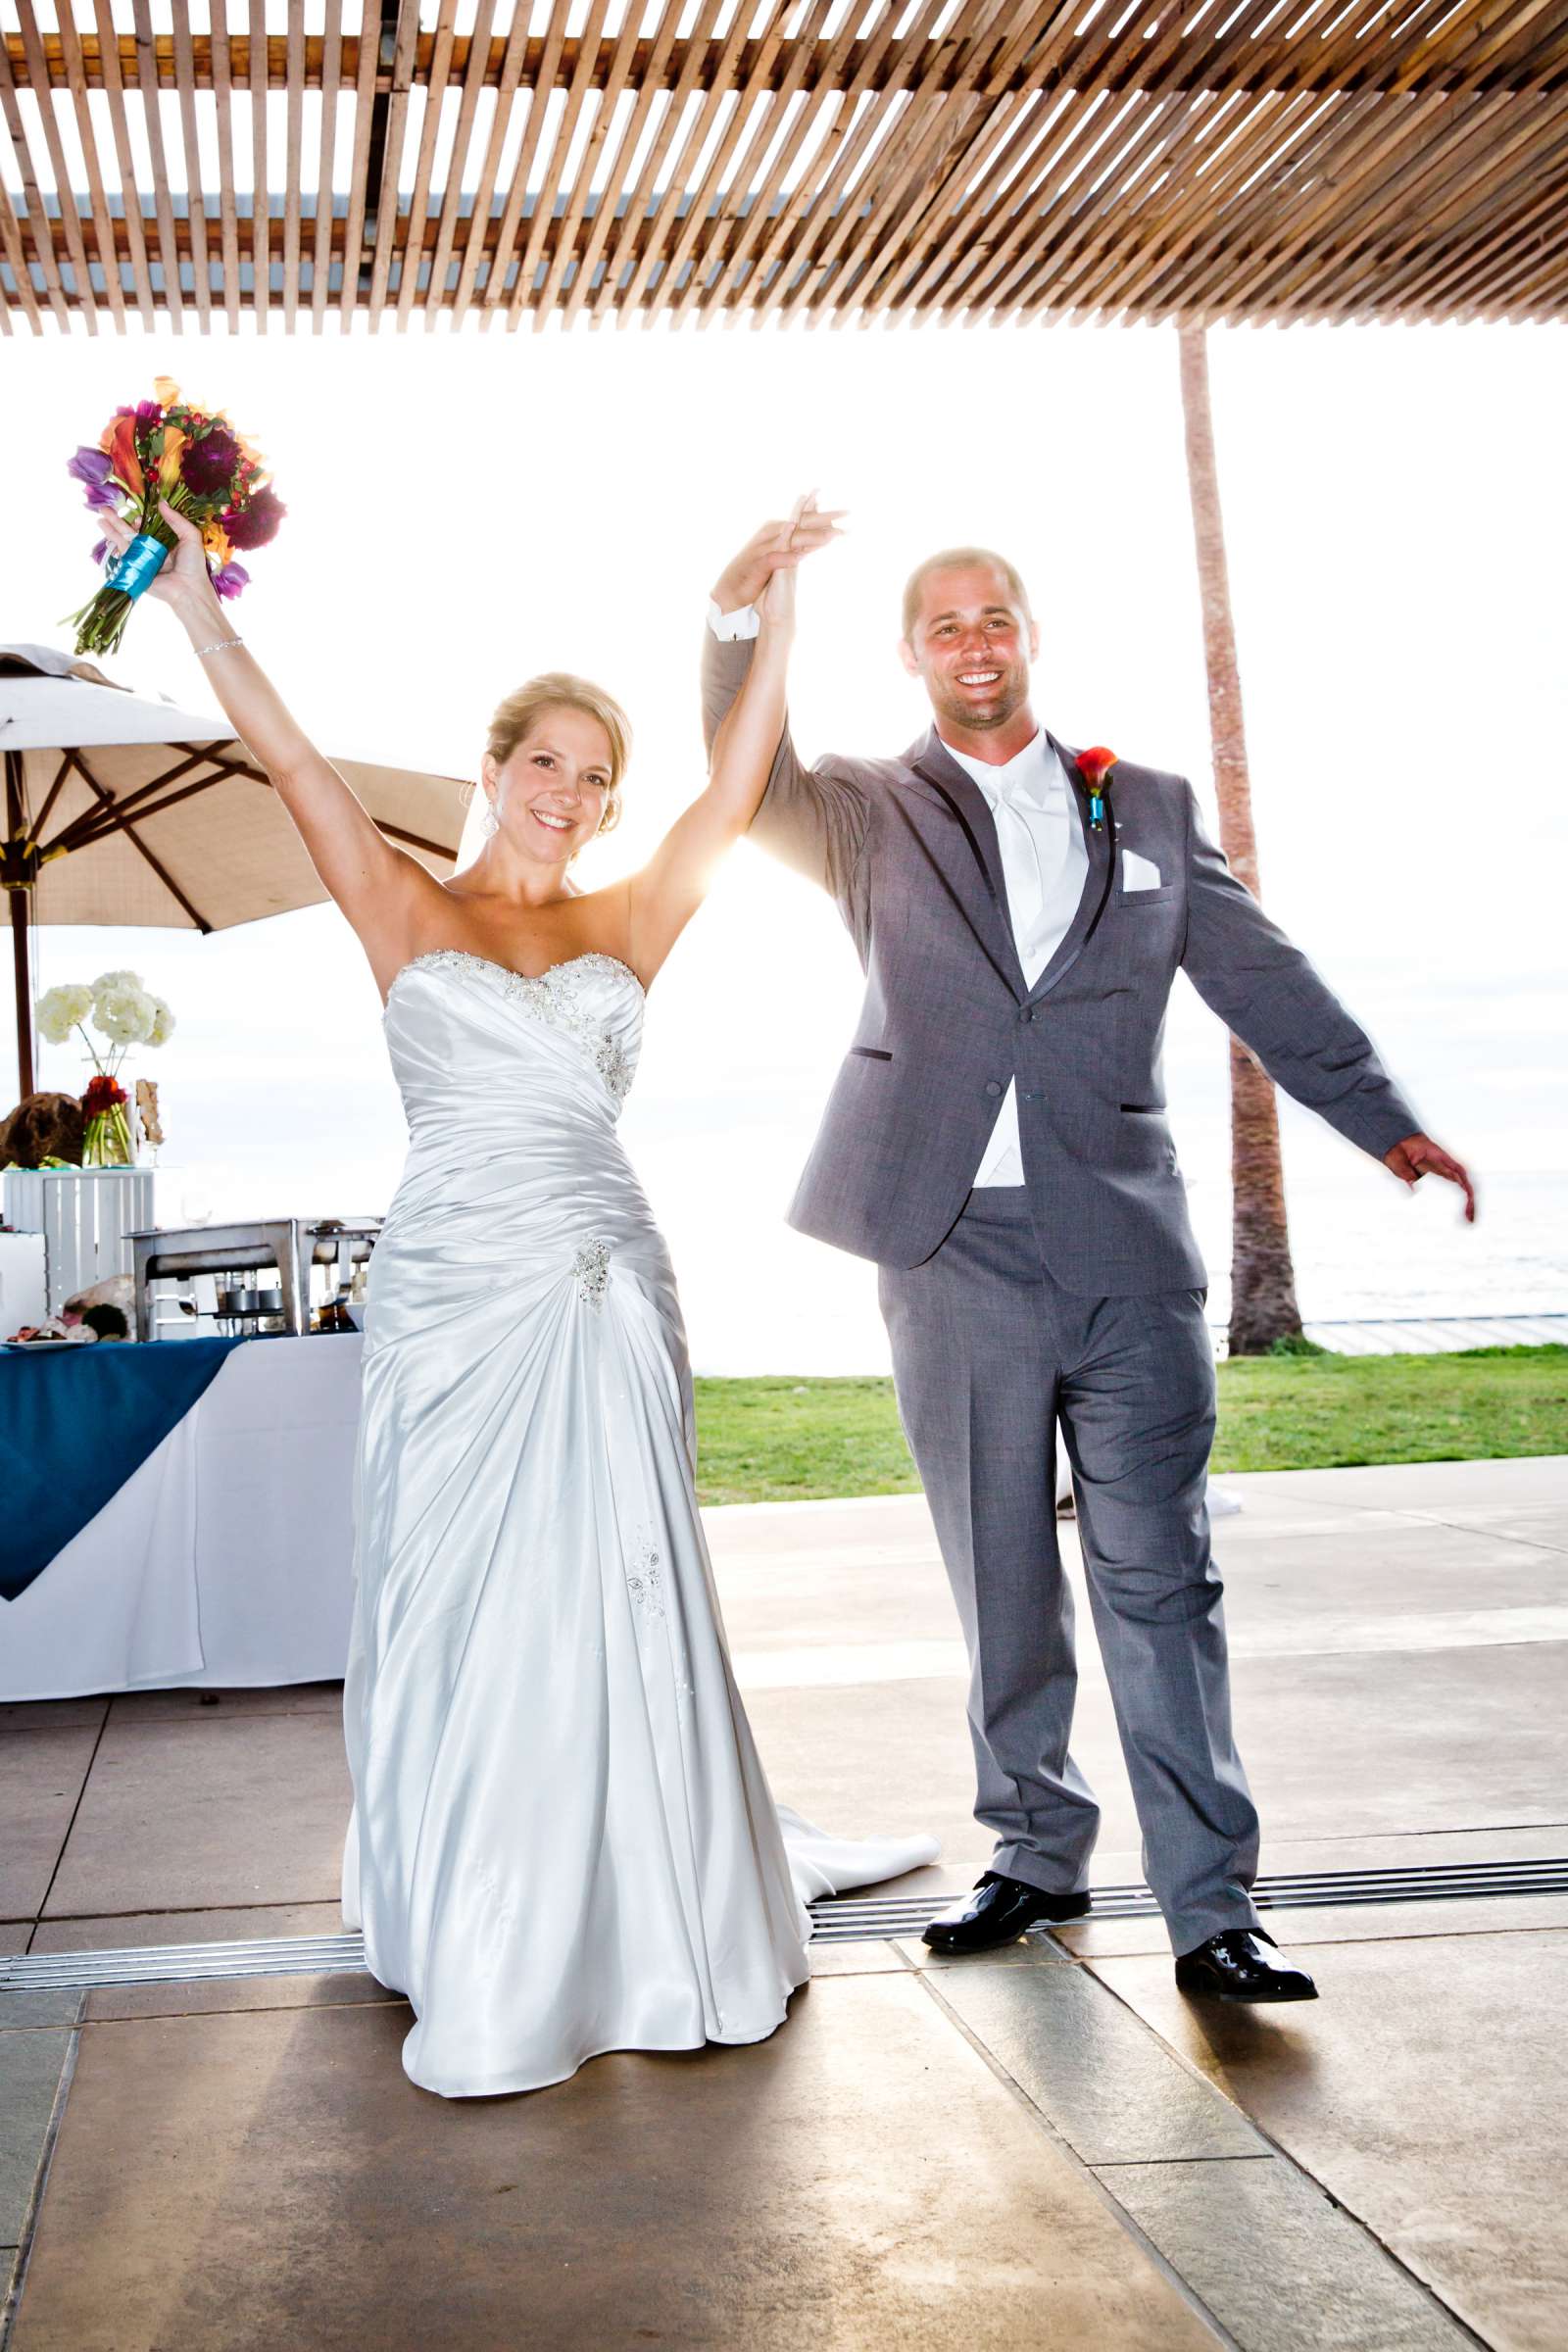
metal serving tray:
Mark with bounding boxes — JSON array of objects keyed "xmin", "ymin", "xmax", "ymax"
[{"xmin": 126, "ymin": 1217, "xmax": 381, "ymax": 1340}]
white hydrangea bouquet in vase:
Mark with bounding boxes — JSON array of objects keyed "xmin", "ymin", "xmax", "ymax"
[{"xmin": 36, "ymin": 970, "xmax": 175, "ymax": 1166}]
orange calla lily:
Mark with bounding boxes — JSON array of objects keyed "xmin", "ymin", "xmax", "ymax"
[
  {"xmin": 102, "ymin": 411, "xmax": 144, "ymax": 496},
  {"xmin": 157, "ymin": 427, "xmax": 188, "ymax": 493},
  {"xmin": 153, "ymin": 375, "xmax": 181, "ymax": 408}
]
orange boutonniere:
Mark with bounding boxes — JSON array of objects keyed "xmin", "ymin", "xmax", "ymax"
[{"xmin": 1076, "ymin": 745, "xmax": 1118, "ymax": 834}]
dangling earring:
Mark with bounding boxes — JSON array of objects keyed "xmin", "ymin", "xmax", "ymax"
[{"xmin": 479, "ymin": 796, "xmax": 500, "ymax": 841}]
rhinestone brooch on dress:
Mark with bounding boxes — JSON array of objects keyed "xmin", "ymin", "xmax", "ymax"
[
  {"xmin": 572, "ymin": 1238, "xmax": 612, "ymax": 1308},
  {"xmin": 626, "ymin": 1536, "xmax": 666, "ymax": 1621},
  {"xmin": 401, "ymin": 950, "xmax": 636, "ymax": 1103}
]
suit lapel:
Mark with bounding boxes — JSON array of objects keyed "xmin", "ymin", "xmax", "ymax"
[
  {"xmin": 905, "ymin": 730, "xmax": 1027, "ymax": 999},
  {"xmin": 1022, "ymin": 735, "xmax": 1115, "ymax": 1005}
]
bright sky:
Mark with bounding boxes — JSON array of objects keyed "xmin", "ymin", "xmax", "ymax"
[{"xmin": 4, "ymin": 320, "xmax": 1565, "ymax": 1367}]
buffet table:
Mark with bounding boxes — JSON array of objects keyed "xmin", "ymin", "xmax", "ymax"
[{"xmin": 0, "ymin": 1334, "xmax": 363, "ymax": 1702}]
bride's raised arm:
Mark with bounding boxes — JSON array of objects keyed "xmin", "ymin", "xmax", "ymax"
[
  {"xmin": 100, "ymin": 498, "xmax": 434, "ymax": 991},
  {"xmin": 626, "ymin": 497, "xmax": 839, "ymax": 986}
]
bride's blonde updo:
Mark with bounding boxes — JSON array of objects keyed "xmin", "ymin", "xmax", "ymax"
[{"xmin": 486, "ymin": 672, "xmax": 632, "ymax": 838}]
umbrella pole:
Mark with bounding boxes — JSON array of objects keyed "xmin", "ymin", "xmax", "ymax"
[
  {"xmin": 11, "ymin": 885, "xmax": 33, "ymax": 1101},
  {"xmin": 4, "ymin": 748, "xmax": 34, "ymax": 1100}
]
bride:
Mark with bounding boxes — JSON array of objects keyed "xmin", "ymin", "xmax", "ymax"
[{"xmin": 112, "ymin": 494, "xmax": 936, "ymax": 2098}]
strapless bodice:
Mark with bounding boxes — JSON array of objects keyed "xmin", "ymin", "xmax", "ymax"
[
  {"xmin": 383, "ymin": 949, "xmax": 645, "ymax": 1140},
  {"xmin": 371, "ymin": 947, "xmax": 659, "ymax": 1335}
]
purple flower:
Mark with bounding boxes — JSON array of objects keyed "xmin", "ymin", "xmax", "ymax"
[
  {"xmin": 91, "ymin": 538, "xmax": 107, "ymax": 567},
  {"xmin": 135, "ymin": 399, "xmax": 163, "ymax": 424},
  {"xmin": 68, "ymin": 446, "xmax": 113, "ymax": 488},
  {"xmin": 210, "ymin": 562, "xmax": 250, "ymax": 602},
  {"xmin": 68, "ymin": 448, "xmax": 121, "ymax": 511},
  {"xmin": 180, "ymin": 426, "xmax": 240, "ymax": 500}
]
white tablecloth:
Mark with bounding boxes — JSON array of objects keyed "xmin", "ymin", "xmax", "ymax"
[{"xmin": 1, "ymin": 1334, "xmax": 363, "ymax": 1702}]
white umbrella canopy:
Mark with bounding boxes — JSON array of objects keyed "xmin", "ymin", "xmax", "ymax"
[{"xmin": 2, "ymin": 643, "xmax": 466, "ymax": 1096}]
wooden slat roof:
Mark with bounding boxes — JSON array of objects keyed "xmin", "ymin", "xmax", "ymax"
[{"xmin": 4, "ymin": 0, "xmax": 1565, "ymax": 333}]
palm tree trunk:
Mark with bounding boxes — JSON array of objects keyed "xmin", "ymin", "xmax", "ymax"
[{"xmin": 1177, "ymin": 326, "xmax": 1303, "ymax": 1356}]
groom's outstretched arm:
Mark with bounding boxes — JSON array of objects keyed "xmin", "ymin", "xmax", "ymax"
[
  {"xmin": 704, "ymin": 513, "xmax": 868, "ymax": 915},
  {"xmin": 1178, "ymin": 782, "xmax": 1424, "ymax": 1163},
  {"xmin": 701, "ymin": 629, "xmax": 866, "ymax": 907}
]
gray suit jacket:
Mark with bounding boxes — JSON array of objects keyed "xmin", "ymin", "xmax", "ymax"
[{"xmin": 703, "ymin": 633, "xmax": 1419, "ymax": 1288}]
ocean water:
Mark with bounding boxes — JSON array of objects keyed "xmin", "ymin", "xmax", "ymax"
[
  {"xmin": 50, "ymin": 911, "xmax": 1562, "ymax": 1379},
  {"xmin": 631, "ymin": 1131, "xmax": 1568, "ymax": 1377}
]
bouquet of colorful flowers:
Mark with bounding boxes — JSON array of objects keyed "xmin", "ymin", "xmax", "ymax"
[
  {"xmin": 36, "ymin": 969, "xmax": 175, "ymax": 1166},
  {"xmin": 66, "ymin": 377, "xmax": 285, "ymax": 658}
]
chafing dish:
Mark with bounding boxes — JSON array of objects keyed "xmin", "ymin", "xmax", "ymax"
[{"xmin": 127, "ymin": 1217, "xmax": 382, "ymax": 1341}]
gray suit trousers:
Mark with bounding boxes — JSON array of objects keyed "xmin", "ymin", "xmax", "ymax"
[{"xmin": 879, "ymin": 1188, "xmax": 1261, "ymax": 1955}]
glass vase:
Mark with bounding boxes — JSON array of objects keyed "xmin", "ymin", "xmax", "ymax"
[{"xmin": 82, "ymin": 1102, "xmax": 137, "ymax": 1167}]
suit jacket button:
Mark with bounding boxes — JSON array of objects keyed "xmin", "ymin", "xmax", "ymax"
[{"xmin": 985, "ymin": 1081, "xmax": 1003, "ymax": 1098}]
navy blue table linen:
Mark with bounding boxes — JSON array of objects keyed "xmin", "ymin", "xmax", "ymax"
[{"xmin": 0, "ymin": 1337, "xmax": 245, "ymax": 1602}]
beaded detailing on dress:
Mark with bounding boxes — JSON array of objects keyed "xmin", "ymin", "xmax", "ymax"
[
  {"xmin": 626, "ymin": 1533, "xmax": 666, "ymax": 1620},
  {"xmin": 572, "ymin": 1238, "xmax": 612, "ymax": 1308},
  {"xmin": 396, "ymin": 950, "xmax": 637, "ymax": 1103}
]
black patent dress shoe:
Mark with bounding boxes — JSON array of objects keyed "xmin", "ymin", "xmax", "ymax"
[
  {"xmin": 921, "ymin": 1871, "xmax": 1091, "ymax": 1954},
  {"xmin": 1174, "ymin": 1927, "xmax": 1318, "ymax": 2003}
]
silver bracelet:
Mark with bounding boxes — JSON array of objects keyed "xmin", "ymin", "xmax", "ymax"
[{"xmin": 194, "ymin": 635, "xmax": 244, "ymax": 659}]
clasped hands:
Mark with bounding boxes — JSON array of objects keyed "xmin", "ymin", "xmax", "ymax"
[{"xmin": 711, "ymin": 493, "xmax": 846, "ymax": 625}]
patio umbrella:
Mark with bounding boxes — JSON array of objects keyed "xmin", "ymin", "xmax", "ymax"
[{"xmin": 1, "ymin": 644, "xmax": 466, "ymax": 1097}]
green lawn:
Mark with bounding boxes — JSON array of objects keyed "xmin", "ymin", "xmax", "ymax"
[{"xmin": 692, "ymin": 1347, "xmax": 1568, "ymax": 1507}]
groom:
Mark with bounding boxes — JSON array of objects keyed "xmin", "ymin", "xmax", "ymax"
[{"xmin": 702, "ymin": 524, "xmax": 1475, "ymax": 2000}]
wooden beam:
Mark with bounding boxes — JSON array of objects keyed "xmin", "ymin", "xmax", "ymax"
[
  {"xmin": 449, "ymin": 0, "xmax": 533, "ymax": 323},
  {"xmin": 248, "ymin": 0, "xmax": 270, "ymax": 325},
  {"xmin": 0, "ymin": 175, "xmax": 43, "ymax": 332},
  {"xmin": 337, "ymin": 0, "xmax": 381, "ymax": 327},
  {"xmin": 281, "ymin": 0, "xmax": 307, "ymax": 328},
  {"xmin": 15, "ymin": 22, "xmax": 1564, "ymax": 102},
  {"xmin": 39, "ymin": 0, "xmax": 124, "ymax": 328},
  {"xmin": 310, "ymin": 0, "xmax": 342, "ymax": 328},
  {"xmin": 417, "ymin": 0, "xmax": 496, "ymax": 324},
  {"xmin": 89, "ymin": 0, "xmax": 156, "ymax": 325},
  {"xmin": 392, "ymin": 0, "xmax": 456, "ymax": 327},
  {"xmin": 171, "ymin": 0, "xmax": 213, "ymax": 327},
  {"xmin": 560, "ymin": 0, "xmax": 690, "ymax": 330},
  {"xmin": 131, "ymin": 0, "xmax": 183, "ymax": 329},
  {"xmin": 209, "ymin": 0, "xmax": 242, "ymax": 330},
  {"xmin": 365, "ymin": 0, "xmax": 418, "ymax": 324},
  {"xmin": 0, "ymin": 18, "xmax": 75, "ymax": 327}
]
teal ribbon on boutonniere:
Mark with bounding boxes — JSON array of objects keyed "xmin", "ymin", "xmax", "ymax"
[{"xmin": 1076, "ymin": 745, "xmax": 1118, "ymax": 833}]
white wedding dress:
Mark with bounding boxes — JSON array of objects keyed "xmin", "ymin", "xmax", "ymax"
[{"xmin": 339, "ymin": 948, "xmax": 936, "ymax": 2098}]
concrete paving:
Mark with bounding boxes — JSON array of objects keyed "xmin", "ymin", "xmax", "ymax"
[
  {"xmin": 0, "ymin": 1455, "xmax": 1563, "ymax": 2346},
  {"xmin": 1091, "ymin": 1930, "xmax": 1568, "ymax": 2352}
]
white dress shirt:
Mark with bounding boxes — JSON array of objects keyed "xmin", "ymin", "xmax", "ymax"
[
  {"xmin": 944, "ymin": 731, "xmax": 1087, "ymax": 1186},
  {"xmin": 707, "ymin": 604, "xmax": 1087, "ymax": 1188},
  {"xmin": 709, "ymin": 599, "xmax": 761, "ymax": 642}
]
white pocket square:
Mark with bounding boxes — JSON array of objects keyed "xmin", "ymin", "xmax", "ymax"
[{"xmin": 1121, "ymin": 850, "xmax": 1163, "ymax": 894}]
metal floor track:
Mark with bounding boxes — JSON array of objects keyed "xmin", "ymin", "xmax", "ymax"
[{"xmin": 4, "ymin": 1856, "xmax": 1564, "ymax": 1991}]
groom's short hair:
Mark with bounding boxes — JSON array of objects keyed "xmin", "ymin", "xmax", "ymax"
[{"xmin": 902, "ymin": 547, "xmax": 1033, "ymax": 642}]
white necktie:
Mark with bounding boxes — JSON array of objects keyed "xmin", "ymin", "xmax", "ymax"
[{"xmin": 987, "ymin": 774, "xmax": 1056, "ymax": 988}]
